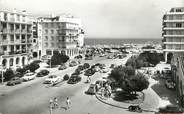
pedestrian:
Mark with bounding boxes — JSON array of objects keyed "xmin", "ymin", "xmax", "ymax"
[
  {"xmin": 66, "ymin": 97, "xmax": 71, "ymax": 110},
  {"xmin": 53, "ymin": 97, "xmax": 58, "ymax": 108},
  {"xmin": 49, "ymin": 99, "xmax": 53, "ymax": 109}
]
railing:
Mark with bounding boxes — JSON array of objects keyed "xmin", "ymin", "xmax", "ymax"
[
  {"xmin": 21, "ymin": 29, "xmax": 27, "ymax": 33},
  {"xmin": 15, "ymin": 29, "xmax": 20, "ymax": 34}
]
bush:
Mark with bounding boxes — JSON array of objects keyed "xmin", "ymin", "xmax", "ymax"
[
  {"xmin": 63, "ymin": 74, "xmax": 70, "ymax": 80},
  {"xmin": 29, "ymin": 62, "xmax": 40, "ymax": 72},
  {"xmin": 4, "ymin": 69, "xmax": 14, "ymax": 81}
]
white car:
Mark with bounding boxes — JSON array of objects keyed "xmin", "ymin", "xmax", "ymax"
[
  {"xmin": 22, "ymin": 72, "xmax": 36, "ymax": 81},
  {"xmin": 44, "ymin": 75, "xmax": 61, "ymax": 84}
]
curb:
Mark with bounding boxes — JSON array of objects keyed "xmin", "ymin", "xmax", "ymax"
[{"xmin": 95, "ymin": 92, "xmax": 156, "ymax": 112}]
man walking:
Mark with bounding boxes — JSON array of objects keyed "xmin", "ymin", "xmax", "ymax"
[{"xmin": 66, "ymin": 97, "xmax": 71, "ymax": 110}]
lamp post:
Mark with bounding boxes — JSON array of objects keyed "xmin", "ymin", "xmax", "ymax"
[
  {"xmin": 0, "ymin": 65, "xmax": 5, "ymax": 84},
  {"xmin": 49, "ymin": 99, "xmax": 53, "ymax": 114}
]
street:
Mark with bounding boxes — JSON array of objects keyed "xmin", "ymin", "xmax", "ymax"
[{"xmin": 0, "ymin": 55, "xmax": 132, "ymax": 114}]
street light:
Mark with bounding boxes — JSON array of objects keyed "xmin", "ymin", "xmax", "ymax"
[
  {"xmin": 49, "ymin": 99, "xmax": 53, "ymax": 114},
  {"xmin": 0, "ymin": 65, "xmax": 5, "ymax": 84}
]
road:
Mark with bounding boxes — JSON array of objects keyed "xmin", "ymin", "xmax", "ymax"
[{"xmin": 0, "ymin": 54, "xmax": 133, "ymax": 114}]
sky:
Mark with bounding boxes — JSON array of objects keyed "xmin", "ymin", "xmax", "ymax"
[{"xmin": 0, "ymin": 0, "xmax": 183, "ymax": 39}]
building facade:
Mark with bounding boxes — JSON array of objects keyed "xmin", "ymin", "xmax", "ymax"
[
  {"xmin": 0, "ymin": 10, "xmax": 33, "ymax": 69},
  {"xmin": 162, "ymin": 7, "xmax": 184, "ymax": 62},
  {"xmin": 36, "ymin": 15, "xmax": 84, "ymax": 58}
]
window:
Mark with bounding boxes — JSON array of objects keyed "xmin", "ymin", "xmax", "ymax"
[
  {"xmin": 176, "ymin": 9, "xmax": 182, "ymax": 12},
  {"xmin": 45, "ymin": 36, "xmax": 48, "ymax": 41},
  {"xmin": 3, "ymin": 35, "xmax": 6, "ymax": 40},
  {"xmin": 45, "ymin": 43, "xmax": 48, "ymax": 47},
  {"xmin": 46, "ymin": 50, "xmax": 52, "ymax": 55},
  {"xmin": 51, "ymin": 23, "xmax": 54, "ymax": 27},
  {"xmin": 45, "ymin": 23, "xmax": 48, "ymax": 27},
  {"xmin": 3, "ymin": 46, "xmax": 7, "ymax": 51},
  {"xmin": 33, "ymin": 39, "xmax": 36, "ymax": 43},
  {"xmin": 45, "ymin": 29, "xmax": 48, "ymax": 34},
  {"xmin": 176, "ymin": 23, "xmax": 182, "ymax": 28},
  {"xmin": 51, "ymin": 43, "xmax": 55, "ymax": 47},
  {"xmin": 51, "ymin": 29, "xmax": 54, "ymax": 34},
  {"xmin": 51, "ymin": 36, "xmax": 54, "ymax": 40}
]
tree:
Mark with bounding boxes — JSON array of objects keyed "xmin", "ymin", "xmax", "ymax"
[
  {"xmin": 122, "ymin": 73, "xmax": 149, "ymax": 94},
  {"xmin": 49, "ymin": 53, "xmax": 70, "ymax": 66},
  {"xmin": 4, "ymin": 69, "xmax": 14, "ymax": 81},
  {"xmin": 29, "ymin": 62, "xmax": 40, "ymax": 72},
  {"xmin": 109, "ymin": 65, "xmax": 135, "ymax": 83}
]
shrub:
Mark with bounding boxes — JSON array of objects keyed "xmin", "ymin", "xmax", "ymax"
[
  {"xmin": 4, "ymin": 69, "xmax": 14, "ymax": 81},
  {"xmin": 29, "ymin": 62, "xmax": 40, "ymax": 72},
  {"xmin": 63, "ymin": 74, "xmax": 70, "ymax": 80}
]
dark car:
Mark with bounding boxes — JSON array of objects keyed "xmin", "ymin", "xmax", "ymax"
[
  {"xmin": 7, "ymin": 77, "xmax": 22, "ymax": 86},
  {"xmin": 36, "ymin": 69, "xmax": 50, "ymax": 77},
  {"xmin": 159, "ymin": 105, "xmax": 184, "ymax": 113},
  {"xmin": 69, "ymin": 61, "xmax": 78, "ymax": 67},
  {"xmin": 85, "ymin": 84, "xmax": 97, "ymax": 95},
  {"xmin": 58, "ymin": 64, "xmax": 67, "ymax": 70},
  {"xmin": 67, "ymin": 75, "xmax": 82, "ymax": 84},
  {"xmin": 165, "ymin": 79, "xmax": 176, "ymax": 89}
]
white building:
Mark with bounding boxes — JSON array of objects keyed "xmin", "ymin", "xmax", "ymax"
[
  {"xmin": 35, "ymin": 15, "xmax": 84, "ymax": 59},
  {"xmin": 162, "ymin": 7, "xmax": 184, "ymax": 62},
  {"xmin": 0, "ymin": 10, "xmax": 33, "ymax": 69}
]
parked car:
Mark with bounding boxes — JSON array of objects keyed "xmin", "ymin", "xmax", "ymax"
[
  {"xmin": 7, "ymin": 77, "xmax": 22, "ymax": 86},
  {"xmin": 58, "ymin": 64, "xmax": 67, "ymax": 70},
  {"xmin": 67, "ymin": 75, "xmax": 81, "ymax": 84},
  {"xmin": 165, "ymin": 79, "xmax": 176, "ymax": 89},
  {"xmin": 44, "ymin": 75, "xmax": 61, "ymax": 84},
  {"xmin": 100, "ymin": 68, "xmax": 109, "ymax": 73},
  {"xmin": 69, "ymin": 61, "xmax": 78, "ymax": 67},
  {"xmin": 159, "ymin": 105, "xmax": 184, "ymax": 113},
  {"xmin": 85, "ymin": 56, "xmax": 93, "ymax": 60},
  {"xmin": 85, "ymin": 84, "xmax": 97, "ymax": 95},
  {"xmin": 99, "ymin": 54, "xmax": 106, "ymax": 57},
  {"xmin": 36, "ymin": 69, "xmax": 50, "ymax": 77},
  {"xmin": 22, "ymin": 72, "xmax": 36, "ymax": 81}
]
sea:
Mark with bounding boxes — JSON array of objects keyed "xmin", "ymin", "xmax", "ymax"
[{"xmin": 84, "ymin": 38, "xmax": 162, "ymax": 46}]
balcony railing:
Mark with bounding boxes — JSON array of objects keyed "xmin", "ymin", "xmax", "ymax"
[
  {"xmin": 163, "ymin": 27, "xmax": 184, "ymax": 30},
  {"xmin": 15, "ymin": 29, "xmax": 21, "ymax": 34},
  {"xmin": 163, "ymin": 34, "xmax": 184, "ymax": 37}
]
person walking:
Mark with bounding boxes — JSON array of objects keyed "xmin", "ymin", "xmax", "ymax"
[
  {"xmin": 66, "ymin": 97, "xmax": 71, "ymax": 110},
  {"xmin": 53, "ymin": 97, "xmax": 58, "ymax": 108}
]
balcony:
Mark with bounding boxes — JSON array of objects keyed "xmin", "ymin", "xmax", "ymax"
[
  {"xmin": 27, "ymin": 30, "xmax": 32, "ymax": 34},
  {"xmin": 163, "ymin": 34, "xmax": 184, "ymax": 37},
  {"xmin": 21, "ymin": 39, "xmax": 26, "ymax": 43},
  {"xmin": 0, "ymin": 40, "xmax": 9, "ymax": 44},
  {"xmin": 15, "ymin": 29, "xmax": 21, "ymax": 34},
  {"xmin": 21, "ymin": 29, "xmax": 27, "ymax": 34},
  {"xmin": 27, "ymin": 40, "xmax": 32, "ymax": 43},
  {"xmin": 9, "ymin": 18, "xmax": 15, "ymax": 22},
  {"xmin": 163, "ymin": 49, "xmax": 184, "ymax": 52},
  {"xmin": 164, "ymin": 20, "xmax": 184, "ymax": 23},
  {"xmin": 163, "ymin": 42, "xmax": 184, "ymax": 45},
  {"xmin": 163, "ymin": 27, "xmax": 184, "ymax": 30},
  {"xmin": 14, "ymin": 40, "xmax": 21, "ymax": 44}
]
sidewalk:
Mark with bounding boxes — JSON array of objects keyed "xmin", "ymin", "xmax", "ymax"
[{"xmin": 94, "ymin": 76, "xmax": 174, "ymax": 113}]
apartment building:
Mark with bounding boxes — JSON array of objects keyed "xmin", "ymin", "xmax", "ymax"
[
  {"xmin": 0, "ymin": 10, "xmax": 33, "ymax": 69},
  {"xmin": 36, "ymin": 15, "xmax": 84, "ymax": 58},
  {"xmin": 162, "ymin": 7, "xmax": 184, "ymax": 62}
]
